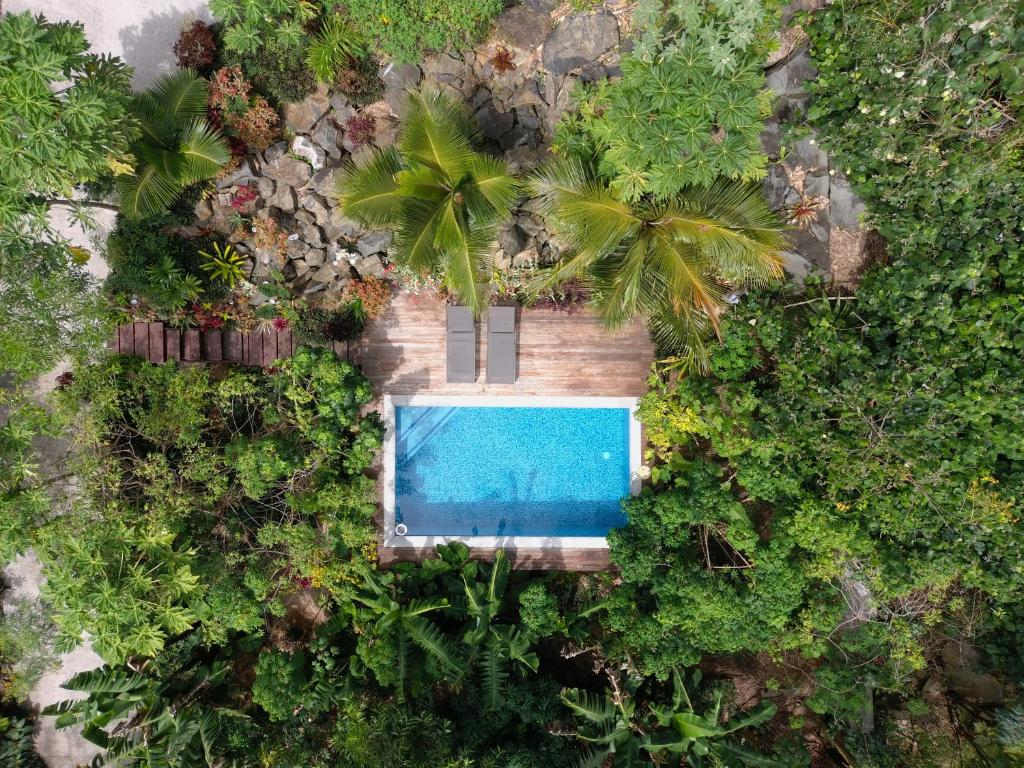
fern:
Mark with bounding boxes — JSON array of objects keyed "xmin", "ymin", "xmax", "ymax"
[{"xmin": 307, "ymin": 14, "xmax": 364, "ymax": 82}]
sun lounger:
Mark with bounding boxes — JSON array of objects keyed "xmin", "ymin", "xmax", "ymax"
[
  {"xmin": 446, "ymin": 306, "xmax": 476, "ymax": 383},
  {"xmin": 486, "ymin": 306, "xmax": 517, "ymax": 384}
]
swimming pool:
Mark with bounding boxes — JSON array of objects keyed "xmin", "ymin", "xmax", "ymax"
[{"xmin": 382, "ymin": 395, "xmax": 642, "ymax": 548}]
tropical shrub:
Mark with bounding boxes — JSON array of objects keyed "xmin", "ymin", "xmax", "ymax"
[
  {"xmin": 118, "ymin": 70, "xmax": 230, "ymax": 218},
  {"xmin": 307, "ymin": 14, "xmax": 365, "ymax": 84},
  {"xmin": 199, "ymin": 242, "xmax": 247, "ymax": 288},
  {"xmin": 0, "ymin": 11, "xmax": 131, "ymax": 382},
  {"xmin": 172, "ymin": 19, "xmax": 218, "ymax": 72},
  {"xmin": 209, "ymin": 65, "xmax": 281, "ymax": 151},
  {"xmin": 336, "ymin": 89, "xmax": 519, "ymax": 314},
  {"xmin": 294, "ymin": 302, "xmax": 367, "ymax": 345},
  {"xmin": 0, "ymin": 714, "xmax": 44, "ymax": 768},
  {"xmin": 335, "ymin": 54, "xmax": 385, "ymax": 107},
  {"xmin": 555, "ymin": 0, "xmax": 778, "ymax": 201},
  {"xmin": 0, "ymin": 595, "xmax": 58, "ymax": 702},
  {"xmin": 528, "ymin": 158, "xmax": 785, "ymax": 370},
  {"xmin": 343, "ymin": 0, "xmax": 503, "ymax": 64},
  {"xmin": 33, "ymin": 349, "xmax": 382, "ymax": 663}
]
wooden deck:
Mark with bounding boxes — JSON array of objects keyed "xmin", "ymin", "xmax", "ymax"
[
  {"xmin": 356, "ymin": 293, "xmax": 654, "ymax": 396},
  {"xmin": 367, "ymin": 294, "xmax": 654, "ymax": 572}
]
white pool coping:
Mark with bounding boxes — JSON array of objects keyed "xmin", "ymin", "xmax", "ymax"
[{"xmin": 381, "ymin": 394, "xmax": 642, "ymax": 550}]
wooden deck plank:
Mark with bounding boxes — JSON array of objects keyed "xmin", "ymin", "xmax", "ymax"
[
  {"xmin": 132, "ymin": 322, "xmax": 149, "ymax": 359},
  {"xmin": 183, "ymin": 330, "xmax": 201, "ymax": 361},
  {"xmin": 203, "ymin": 331, "xmax": 223, "ymax": 362},
  {"xmin": 224, "ymin": 331, "xmax": 242, "ymax": 362},
  {"xmin": 261, "ymin": 331, "xmax": 277, "ymax": 367},
  {"xmin": 166, "ymin": 329, "xmax": 181, "ymax": 362},
  {"xmin": 377, "ymin": 546, "xmax": 611, "ymax": 572},
  {"xmin": 117, "ymin": 324, "xmax": 134, "ymax": 355},
  {"xmin": 358, "ymin": 293, "xmax": 654, "ymax": 397},
  {"xmin": 148, "ymin": 323, "xmax": 165, "ymax": 364}
]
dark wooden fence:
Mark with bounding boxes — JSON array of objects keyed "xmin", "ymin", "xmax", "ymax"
[{"xmin": 109, "ymin": 322, "xmax": 356, "ymax": 366}]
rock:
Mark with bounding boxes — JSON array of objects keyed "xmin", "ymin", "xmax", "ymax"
[
  {"xmin": 765, "ymin": 25, "xmax": 809, "ymax": 68},
  {"xmin": 944, "ymin": 670, "xmax": 1003, "ymax": 705},
  {"xmin": 542, "ymin": 12, "xmax": 619, "ymax": 75},
  {"xmin": 499, "ymin": 224, "xmax": 528, "ymax": 258},
  {"xmin": 291, "ymin": 135, "xmax": 326, "ymax": 170},
  {"xmin": 311, "ymin": 262, "xmax": 344, "ymax": 283},
  {"xmin": 786, "ymin": 136, "xmax": 829, "ymax": 172},
  {"xmin": 381, "ymin": 62, "xmax": 423, "ymax": 111},
  {"xmin": 305, "ymin": 249, "xmax": 326, "ymax": 267},
  {"xmin": 829, "ymin": 174, "xmax": 868, "ymax": 230},
  {"xmin": 472, "ymin": 87, "xmax": 492, "ymax": 109},
  {"xmin": 780, "ymin": 249, "xmax": 816, "ymax": 283},
  {"xmin": 790, "ymin": 218, "xmax": 830, "ymax": 270},
  {"xmin": 354, "ymin": 254, "xmax": 386, "ymax": 278},
  {"xmin": 286, "ymin": 238, "xmax": 311, "ymax": 262},
  {"xmin": 267, "ymin": 185, "xmax": 297, "ymax": 213},
  {"xmin": 523, "ymin": 0, "xmax": 556, "ymax": 10},
  {"xmin": 422, "ymin": 54, "xmax": 473, "ymax": 83},
  {"xmin": 297, "ymin": 219, "xmax": 325, "ymax": 248},
  {"xmin": 329, "ymin": 92, "xmax": 349, "ymax": 113},
  {"xmin": 263, "ymin": 142, "xmax": 287, "ymax": 163},
  {"xmin": 264, "ymin": 154, "xmax": 312, "ymax": 189},
  {"xmin": 766, "ymin": 47, "xmax": 816, "ymax": 119},
  {"xmin": 194, "ymin": 198, "xmax": 213, "ymax": 222},
  {"xmin": 579, "ymin": 63, "xmax": 608, "ymax": 83},
  {"xmin": 760, "ymin": 118, "xmax": 782, "ymax": 158},
  {"xmin": 510, "ymin": 79, "xmax": 546, "ymax": 109},
  {"xmin": 475, "ymin": 105, "xmax": 515, "ymax": 140},
  {"xmin": 311, "ymin": 120, "xmax": 342, "ymax": 160},
  {"xmin": 500, "ymin": 125, "xmax": 533, "ymax": 151},
  {"xmin": 323, "ymin": 209, "xmax": 363, "ymax": 241},
  {"xmin": 357, "ymin": 231, "xmax": 392, "ymax": 256},
  {"xmin": 514, "ymin": 107, "xmax": 541, "ymax": 131},
  {"xmin": 310, "ymin": 167, "xmax": 343, "ymax": 198},
  {"xmin": 373, "ymin": 117, "xmax": 401, "ymax": 148},
  {"xmin": 216, "ymin": 159, "xmax": 257, "ymax": 189},
  {"xmin": 511, "ymin": 246, "xmax": 539, "ymax": 268},
  {"xmin": 496, "ymin": 6, "xmax": 552, "ymax": 49},
  {"xmin": 282, "ymin": 84, "xmax": 330, "ymax": 133},
  {"xmin": 257, "ymin": 176, "xmax": 276, "ymax": 201},
  {"xmin": 804, "ymin": 172, "xmax": 829, "ymax": 198},
  {"xmin": 301, "ymin": 193, "xmax": 331, "ymax": 224}
]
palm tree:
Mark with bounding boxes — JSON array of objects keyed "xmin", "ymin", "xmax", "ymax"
[
  {"xmin": 527, "ymin": 158, "xmax": 786, "ymax": 372},
  {"xmin": 334, "ymin": 89, "xmax": 519, "ymax": 314},
  {"xmin": 117, "ymin": 70, "xmax": 230, "ymax": 219}
]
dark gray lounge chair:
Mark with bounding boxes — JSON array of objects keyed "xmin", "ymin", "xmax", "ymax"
[
  {"xmin": 486, "ymin": 306, "xmax": 517, "ymax": 384},
  {"xmin": 446, "ymin": 306, "xmax": 476, "ymax": 383}
]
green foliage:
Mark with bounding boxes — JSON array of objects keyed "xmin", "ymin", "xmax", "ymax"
[
  {"xmin": 336, "ymin": 89, "xmax": 519, "ymax": 314},
  {"xmin": 528, "ymin": 158, "xmax": 785, "ymax": 370},
  {"xmin": 294, "ymin": 301, "xmax": 368, "ymax": 345},
  {"xmin": 252, "ymin": 650, "xmax": 309, "ymax": 722},
  {"xmin": 117, "ymin": 70, "xmax": 230, "ymax": 218},
  {"xmin": 0, "ymin": 715, "xmax": 44, "ymax": 768},
  {"xmin": 307, "ymin": 14, "xmax": 365, "ymax": 83},
  {"xmin": 199, "ymin": 242, "xmax": 247, "ymax": 289},
  {"xmin": 38, "ymin": 521, "xmax": 203, "ymax": 664},
  {"xmin": 555, "ymin": 0, "xmax": 777, "ymax": 202},
  {"xmin": 343, "ymin": 0, "xmax": 503, "ymax": 64},
  {"xmin": 34, "ymin": 348, "xmax": 382, "ymax": 664},
  {"xmin": 0, "ymin": 392, "xmax": 57, "ymax": 560},
  {"xmin": 0, "ymin": 12, "xmax": 126, "ymax": 384},
  {"xmin": 0, "ymin": 595, "xmax": 59, "ymax": 702}
]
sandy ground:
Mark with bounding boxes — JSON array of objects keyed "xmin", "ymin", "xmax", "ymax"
[{"xmin": 2, "ymin": 3, "xmax": 208, "ymax": 764}]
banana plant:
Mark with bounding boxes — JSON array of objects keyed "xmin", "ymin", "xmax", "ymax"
[
  {"xmin": 350, "ymin": 566, "xmax": 465, "ymax": 693},
  {"xmin": 41, "ymin": 656, "xmax": 243, "ymax": 767},
  {"xmin": 646, "ymin": 669, "xmax": 778, "ymax": 767},
  {"xmin": 562, "ymin": 668, "xmax": 778, "ymax": 768}
]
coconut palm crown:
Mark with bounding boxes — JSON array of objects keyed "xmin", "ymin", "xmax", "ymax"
[
  {"xmin": 334, "ymin": 89, "xmax": 519, "ymax": 314},
  {"xmin": 117, "ymin": 70, "xmax": 230, "ymax": 219},
  {"xmin": 527, "ymin": 158, "xmax": 786, "ymax": 372}
]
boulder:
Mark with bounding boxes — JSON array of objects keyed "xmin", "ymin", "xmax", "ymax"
[
  {"xmin": 381, "ymin": 62, "xmax": 423, "ymax": 112},
  {"xmin": 300, "ymin": 193, "xmax": 331, "ymax": 224},
  {"xmin": 291, "ymin": 135, "xmax": 326, "ymax": 170},
  {"xmin": 423, "ymin": 54, "xmax": 472, "ymax": 81},
  {"xmin": 263, "ymin": 142, "xmax": 287, "ymax": 163},
  {"xmin": 523, "ymin": 0, "xmax": 556, "ymax": 10},
  {"xmin": 305, "ymin": 249, "xmax": 326, "ymax": 267},
  {"xmin": 310, "ymin": 167, "xmax": 343, "ymax": 198},
  {"xmin": 216, "ymin": 159, "xmax": 257, "ymax": 189},
  {"xmin": 257, "ymin": 176, "xmax": 276, "ymax": 201},
  {"xmin": 267, "ymin": 185, "xmax": 297, "ymax": 213},
  {"xmin": 283, "ymin": 84, "xmax": 330, "ymax": 133},
  {"xmin": 311, "ymin": 262, "xmax": 344, "ymax": 283},
  {"xmin": 475, "ymin": 105, "xmax": 515, "ymax": 140},
  {"xmin": 496, "ymin": 6, "xmax": 552, "ymax": 50},
  {"xmin": 286, "ymin": 238, "xmax": 311, "ymax": 262},
  {"xmin": 804, "ymin": 171, "xmax": 829, "ymax": 198},
  {"xmin": 357, "ymin": 231, "xmax": 392, "ymax": 256},
  {"xmin": 499, "ymin": 224, "xmax": 528, "ymax": 258},
  {"xmin": 354, "ymin": 254, "xmax": 386, "ymax": 278},
  {"xmin": 264, "ymin": 155, "xmax": 312, "ymax": 189},
  {"xmin": 829, "ymin": 174, "xmax": 868, "ymax": 230},
  {"xmin": 322, "ymin": 209, "xmax": 363, "ymax": 241},
  {"xmin": 542, "ymin": 12, "xmax": 619, "ymax": 75},
  {"xmin": 511, "ymin": 246, "xmax": 539, "ymax": 268},
  {"xmin": 297, "ymin": 219, "xmax": 325, "ymax": 248},
  {"xmin": 311, "ymin": 120, "xmax": 342, "ymax": 160},
  {"xmin": 510, "ymin": 79, "xmax": 545, "ymax": 109},
  {"xmin": 373, "ymin": 117, "xmax": 401, "ymax": 148}
]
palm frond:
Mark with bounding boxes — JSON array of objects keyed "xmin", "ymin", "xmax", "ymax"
[
  {"xmin": 147, "ymin": 69, "xmax": 210, "ymax": 120},
  {"xmin": 435, "ymin": 199, "xmax": 492, "ymax": 314},
  {"xmin": 116, "ymin": 165, "xmax": 183, "ymax": 219},
  {"xmin": 561, "ymin": 688, "xmax": 615, "ymax": 725},
  {"xmin": 335, "ymin": 148, "xmax": 406, "ymax": 228},
  {"xmin": 401, "ymin": 90, "xmax": 476, "ymax": 180},
  {"xmin": 467, "ymin": 155, "xmax": 520, "ymax": 218},
  {"xmin": 403, "ymin": 615, "xmax": 464, "ymax": 674},
  {"xmin": 177, "ymin": 120, "xmax": 230, "ymax": 183},
  {"xmin": 393, "ymin": 198, "xmax": 445, "ymax": 271},
  {"xmin": 307, "ymin": 14, "xmax": 364, "ymax": 82},
  {"xmin": 480, "ymin": 644, "xmax": 508, "ymax": 710}
]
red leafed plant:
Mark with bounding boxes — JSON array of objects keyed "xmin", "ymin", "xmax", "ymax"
[
  {"xmin": 491, "ymin": 46, "xmax": 516, "ymax": 74},
  {"xmin": 344, "ymin": 113, "xmax": 377, "ymax": 150},
  {"xmin": 230, "ymin": 185, "xmax": 258, "ymax": 210},
  {"xmin": 173, "ymin": 20, "xmax": 217, "ymax": 71}
]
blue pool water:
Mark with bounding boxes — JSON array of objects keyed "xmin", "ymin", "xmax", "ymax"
[{"xmin": 394, "ymin": 406, "xmax": 630, "ymax": 537}]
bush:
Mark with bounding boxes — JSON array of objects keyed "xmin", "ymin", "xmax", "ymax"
[
  {"xmin": 173, "ymin": 19, "xmax": 218, "ymax": 72},
  {"xmin": 336, "ymin": 55, "xmax": 385, "ymax": 107},
  {"xmin": 294, "ymin": 302, "xmax": 367, "ymax": 346},
  {"xmin": 344, "ymin": 0, "xmax": 503, "ymax": 63}
]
